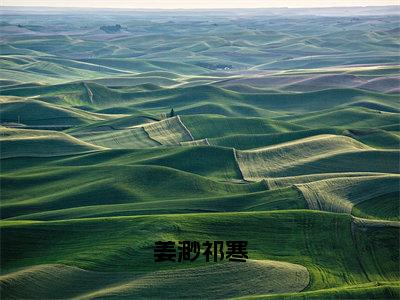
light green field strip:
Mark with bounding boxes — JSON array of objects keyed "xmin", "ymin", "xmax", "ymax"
[
  {"xmin": 0, "ymin": 260, "xmax": 309, "ymax": 299},
  {"xmin": 180, "ymin": 138, "xmax": 210, "ymax": 146},
  {"xmin": 0, "ymin": 58, "xmax": 118, "ymax": 84},
  {"xmin": 3, "ymin": 187, "xmax": 303, "ymax": 221},
  {"xmin": 282, "ymin": 107, "xmax": 399, "ymax": 129},
  {"xmin": 236, "ymin": 281, "xmax": 400, "ymax": 300},
  {"xmin": 352, "ymin": 216, "xmax": 400, "ymax": 228},
  {"xmin": 235, "ymin": 134, "xmax": 371, "ymax": 181},
  {"xmin": 0, "ymin": 68, "xmax": 65, "ymax": 84},
  {"xmin": 0, "ymin": 127, "xmax": 105, "ymax": 158},
  {"xmin": 141, "ymin": 116, "xmax": 194, "ymax": 145},
  {"xmin": 296, "ymin": 175, "xmax": 400, "ymax": 214},
  {"xmin": 0, "ymin": 97, "xmax": 119, "ymax": 126},
  {"xmin": 78, "ymin": 127, "xmax": 160, "ymax": 149},
  {"xmin": 277, "ymin": 65, "xmax": 400, "ymax": 76},
  {"xmin": 264, "ymin": 172, "xmax": 388, "ymax": 189}
]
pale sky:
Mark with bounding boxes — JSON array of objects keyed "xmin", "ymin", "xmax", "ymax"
[{"xmin": 1, "ymin": 0, "xmax": 399, "ymax": 9}]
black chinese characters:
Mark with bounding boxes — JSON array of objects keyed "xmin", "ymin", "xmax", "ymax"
[{"xmin": 154, "ymin": 241, "xmax": 248, "ymax": 262}]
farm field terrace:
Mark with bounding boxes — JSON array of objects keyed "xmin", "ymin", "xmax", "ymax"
[{"xmin": 0, "ymin": 5, "xmax": 399, "ymax": 300}]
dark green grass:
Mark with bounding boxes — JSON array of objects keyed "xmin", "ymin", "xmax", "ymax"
[
  {"xmin": 0, "ymin": 98, "xmax": 113, "ymax": 126},
  {"xmin": 1, "ymin": 211, "xmax": 398, "ymax": 291},
  {"xmin": 1, "ymin": 145, "xmax": 244, "ymax": 180},
  {"xmin": 4, "ymin": 186, "xmax": 305, "ymax": 221},
  {"xmin": 131, "ymin": 146, "xmax": 244, "ymax": 180},
  {"xmin": 278, "ymin": 107, "xmax": 399, "ymax": 129},
  {"xmin": 209, "ymin": 128, "xmax": 341, "ymax": 150},
  {"xmin": 180, "ymin": 114, "xmax": 304, "ymax": 139},
  {"xmin": 1, "ymin": 164, "xmax": 265, "ymax": 219},
  {"xmin": 0, "ymin": 133, "xmax": 102, "ymax": 158},
  {"xmin": 344, "ymin": 129, "xmax": 400, "ymax": 149},
  {"xmin": 352, "ymin": 191, "xmax": 400, "ymax": 221},
  {"xmin": 66, "ymin": 111, "xmax": 158, "ymax": 134}
]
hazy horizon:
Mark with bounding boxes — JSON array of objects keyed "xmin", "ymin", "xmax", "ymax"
[{"xmin": 1, "ymin": 0, "xmax": 399, "ymax": 9}]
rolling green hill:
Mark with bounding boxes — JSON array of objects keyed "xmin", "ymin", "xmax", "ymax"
[
  {"xmin": 0, "ymin": 127, "xmax": 104, "ymax": 158},
  {"xmin": 1, "ymin": 211, "xmax": 398, "ymax": 298}
]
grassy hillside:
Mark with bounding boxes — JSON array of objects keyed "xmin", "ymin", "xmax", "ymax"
[
  {"xmin": 180, "ymin": 115, "xmax": 305, "ymax": 139},
  {"xmin": 0, "ymin": 127, "xmax": 104, "ymax": 158},
  {"xmin": 234, "ymin": 134, "xmax": 374, "ymax": 180},
  {"xmin": 0, "ymin": 97, "xmax": 118, "ymax": 127},
  {"xmin": 296, "ymin": 175, "xmax": 399, "ymax": 216},
  {"xmin": 1, "ymin": 211, "xmax": 398, "ymax": 298},
  {"xmin": 1, "ymin": 261, "xmax": 309, "ymax": 299},
  {"xmin": 1, "ymin": 164, "xmax": 265, "ymax": 219},
  {"xmin": 0, "ymin": 7, "xmax": 399, "ymax": 300}
]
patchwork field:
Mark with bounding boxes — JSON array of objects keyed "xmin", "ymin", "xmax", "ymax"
[{"xmin": 0, "ymin": 6, "xmax": 399, "ymax": 300}]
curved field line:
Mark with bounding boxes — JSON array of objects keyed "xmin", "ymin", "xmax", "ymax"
[
  {"xmin": 142, "ymin": 116, "xmax": 193, "ymax": 145},
  {"xmin": 233, "ymin": 148, "xmax": 246, "ymax": 181},
  {"xmin": 177, "ymin": 115, "xmax": 194, "ymax": 141},
  {"xmin": 295, "ymin": 175, "xmax": 400, "ymax": 214}
]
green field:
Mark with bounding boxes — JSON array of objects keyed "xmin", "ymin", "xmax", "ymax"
[{"xmin": 0, "ymin": 6, "xmax": 399, "ymax": 299}]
